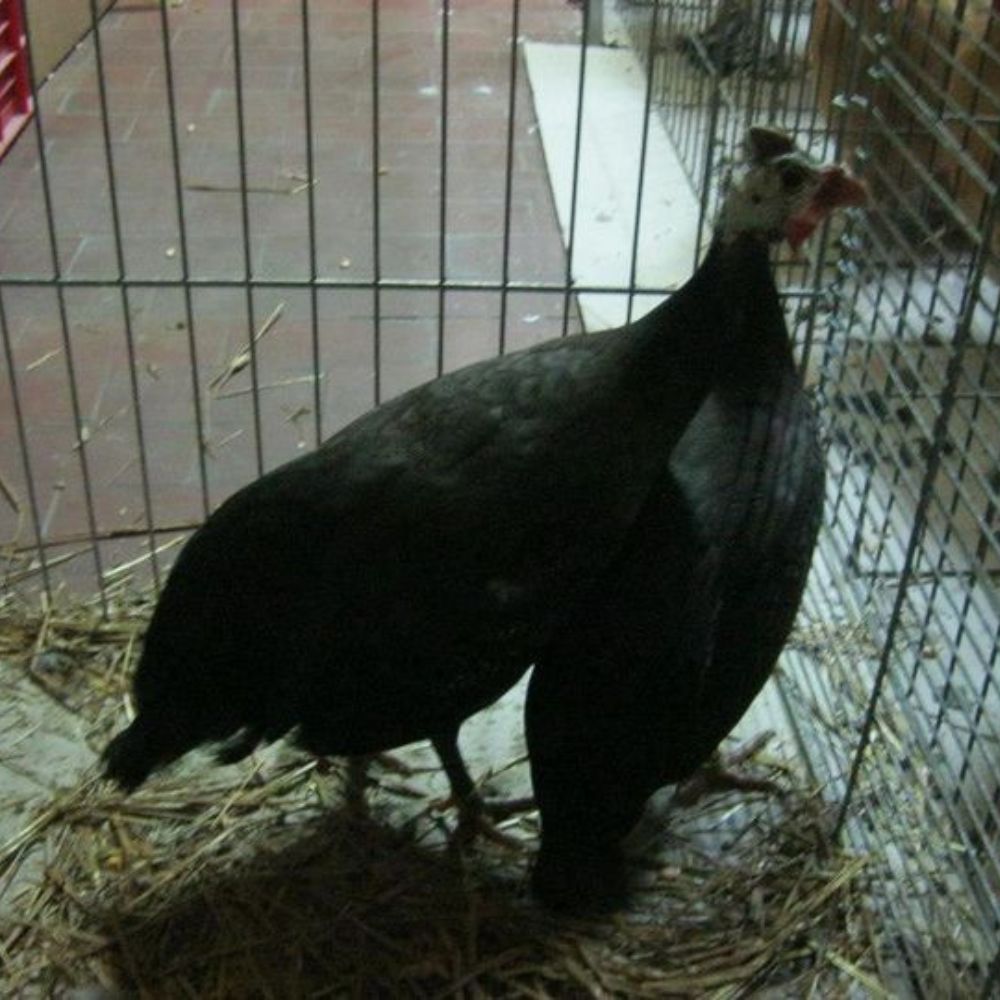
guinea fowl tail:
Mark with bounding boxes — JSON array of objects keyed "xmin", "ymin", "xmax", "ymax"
[{"xmin": 102, "ymin": 714, "xmax": 179, "ymax": 793}]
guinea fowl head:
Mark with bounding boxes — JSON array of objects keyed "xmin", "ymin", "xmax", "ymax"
[{"xmin": 716, "ymin": 126, "xmax": 867, "ymax": 250}]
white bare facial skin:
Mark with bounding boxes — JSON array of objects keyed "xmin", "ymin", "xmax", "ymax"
[{"xmin": 717, "ymin": 154, "xmax": 820, "ymax": 245}]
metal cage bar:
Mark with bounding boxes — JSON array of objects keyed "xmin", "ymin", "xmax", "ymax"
[
  {"xmin": 299, "ymin": 0, "xmax": 322, "ymax": 447},
  {"xmin": 12, "ymin": 0, "xmax": 108, "ymax": 608},
  {"xmin": 85, "ymin": 0, "xmax": 161, "ymax": 590},
  {"xmin": 436, "ymin": 0, "xmax": 450, "ymax": 378},
  {"xmin": 370, "ymin": 0, "xmax": 383, "ymax": 406},
  {"xmin": 229, "ymin": 0, "xmax": 265, "ymax": 479},
  {"xmin": 156, "ymin": 0, "xmax": 211, "ymax": 519},
  {"xmin": 560, "ymin": 1, "xmax": 591, "ymax": 338},
  {"xmin": 497, "ymin": 0, "xmax": 523, "ymax": 357}
]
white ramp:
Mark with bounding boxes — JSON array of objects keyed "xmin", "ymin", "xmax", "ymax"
[{"xmin": 523, "ymin": 41, "xmax": 701, "ymax": 330}]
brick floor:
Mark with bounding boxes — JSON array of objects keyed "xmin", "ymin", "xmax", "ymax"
[{"xmin": 0, "ymin": 0, "xmax": 584, "ymax": 596}]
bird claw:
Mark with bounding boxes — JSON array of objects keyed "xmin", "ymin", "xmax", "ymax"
[
  {"xmin": 673, "ymin": 732, "xmax": 783, "ymax": 807},
  {"xmin": 433, "ymin": 792, "xmax": 535, "ymax": 850},
  {"xmin": 372, "ymin": 751, "xmax": 416, "ymax": 777},
  {"xmin": 433, "ymin": 791, "xmax": 535, "ymax": 819},
  {"xmin": 454, "ymin": 808, "xmax": 524, "ymax": 850},
  {"xmin": 481, "ymin": 794, "xmax": 537, "ymax": 821},
  {"xmin": 342, "ymin": 750, "xmax": 420, "ymax": 809}
]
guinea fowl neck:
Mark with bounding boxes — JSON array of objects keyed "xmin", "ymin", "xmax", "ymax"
[
  {"xmin": 714, "ymin": 233, "xmax": 796, "ymax": 383},
  {"xmin": 622, "ymin": 232, "xmax": 792, "ymax": 412},
  {"xmin": 706, "ymin": 233, "xmax": 796, "ymax": 371},
  {"xmin": 707, "ymin": 232, "xmax": 780, "ymax": 318},
  {"xmin": 636, "ymin": 233, "xmax": 782, "ymax": 361}
]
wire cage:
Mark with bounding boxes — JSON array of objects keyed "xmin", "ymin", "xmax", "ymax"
[
  {"xmin": 616, "ymin": 0, "xmax": 1000, "ymax": 993},
  {"xmin": 0, "ymin": 0, "xmax": 998, "ymax": 995}
]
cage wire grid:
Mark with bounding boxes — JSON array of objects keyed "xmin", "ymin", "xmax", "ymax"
[
  {"xmin": 617, "ymin": 0, "xmax": 1000, "ymax": 993},
  {"xmin": 1, "ymin": 0, "xmax": 999, "ymax": 995}
]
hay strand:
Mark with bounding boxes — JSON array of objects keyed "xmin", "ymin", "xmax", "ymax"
[{"xmin": 209, "ymin": 303, "xmax": 286, "ymax": 393}]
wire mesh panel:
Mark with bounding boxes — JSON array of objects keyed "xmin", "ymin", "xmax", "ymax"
[
  {"xmin": 811, "ymin": 3, "xmax": 1000, "ymax": 991},
  {"xmin": 617, "ymin": 0, "xmax": 1000, "ymax": 992}
]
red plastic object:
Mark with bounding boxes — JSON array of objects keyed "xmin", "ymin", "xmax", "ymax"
[{"xmin": 0, "ymin": 0, "xmax": 32, "ymax": 161}]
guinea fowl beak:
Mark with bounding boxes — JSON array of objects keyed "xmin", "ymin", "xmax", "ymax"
[{"xmin": 785, "ymin": 165, "xmax": 869, "ymax": 252}]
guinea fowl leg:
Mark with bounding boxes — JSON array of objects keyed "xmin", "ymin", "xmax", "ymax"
[
  {"xmin": 673, "ymin": 731, "xmax": 783, "ymax": 807},
  {"xmin": 343, "ymin": 752, "xmax": 417, "ymax": 814},
  {"xmin": 431, "ymin": 730, "xmax": 535, "ymax": 847},
  {"xmin": 344, "ymin": 756, "xmax": 372, "ymax": 814}
]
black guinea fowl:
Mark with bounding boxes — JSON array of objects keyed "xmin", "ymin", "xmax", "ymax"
[
  {"xmin": 101, "ymin": 126, "xmax": 856, "ymax": 848},
  {"xmin": 103, "ymin": 127, "xmax": 780, "ymax": 817},
  {"xmin": 525, "ymin": 132, "xmax": 867, "ymax": 911}
]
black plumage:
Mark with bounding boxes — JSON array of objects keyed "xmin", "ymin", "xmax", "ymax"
[
  {"xmin": 102, "ymin": 163, "xmax": 764, "ymax": 802},
  {"xmin": 525, "ymin": 143, "xmax": 867, "ymax": 911}
]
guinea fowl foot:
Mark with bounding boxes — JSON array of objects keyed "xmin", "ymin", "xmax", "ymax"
[
  {"xmin": 369, "ymin": 751, "xmax": 416, "ymax": 776},
  {"xmin": 673, "ymin": 732, "xmax": 783, "ymax": 807},
  {"xmin": 342, "ymin": 751, "xmax": 419, "ymax": 814},
  {"xmin": 437, "ymin": 791, "xmax": 535, "ymax": 849},
  {"xmin": 430, "ymin": 731, "xmax": 534, "ymax": 848}
]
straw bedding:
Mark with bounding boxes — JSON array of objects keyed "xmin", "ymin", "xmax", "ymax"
[{"xmin": 0, "ymin": 590, "xmax": 885, "ymax": 998}]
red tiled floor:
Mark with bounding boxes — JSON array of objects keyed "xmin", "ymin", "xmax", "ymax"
[{"xmin": 0, "ymin": 0, "xmax": 584, "ymax": 596}]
